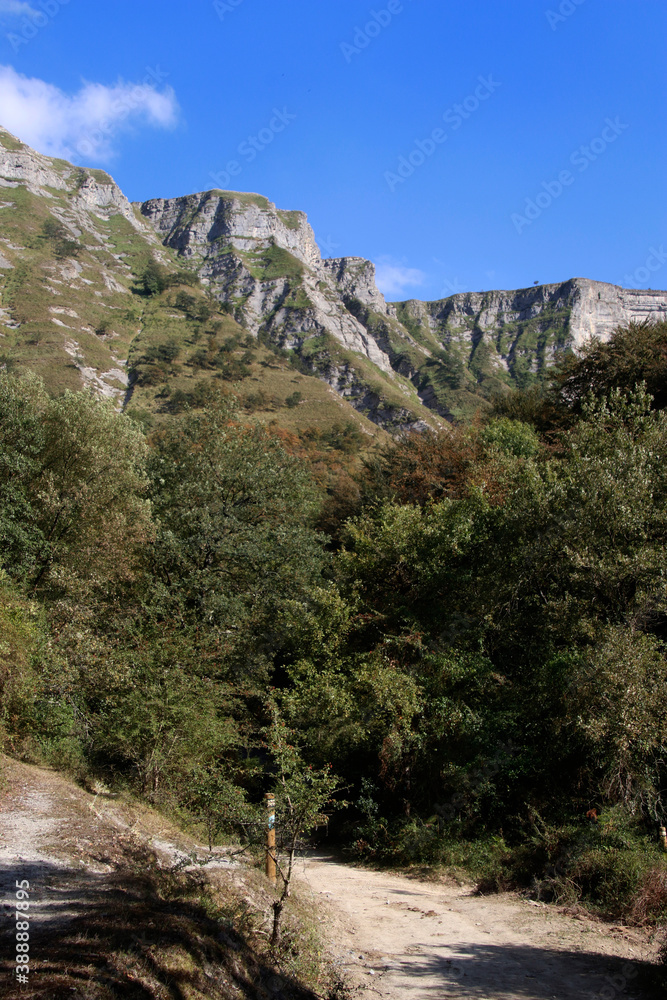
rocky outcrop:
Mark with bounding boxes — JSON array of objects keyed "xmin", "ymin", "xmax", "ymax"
[
  {"xmin": 406, "ymin": 278, "xmax": 667, "ymax": 353},
  {"xmin": 568, "ymin": 280, "xmax": 667, "ymax": 345},
  {"xmin": 0, "ymin": 126, "xmax": 142, "ymax": 228},
  {"xmin": 139, "ymin": 191, "xmax": 321, "ymax": 268},
  {"xmin": 321, "ymin": 257, "xmax": 394, "ymax": 316},
  {"xmin": 139, "ymin": 190, "xmax": 396, "ymax": 376}
]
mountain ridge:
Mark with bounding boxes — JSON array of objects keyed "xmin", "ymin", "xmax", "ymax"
[{"xmin": 2, "ymin": 123, "xmax": 667, "ymax": 429}]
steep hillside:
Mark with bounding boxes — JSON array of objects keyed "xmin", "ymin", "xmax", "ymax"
[
  {"xmin": 396, "ymin": 280, "xmax": 667, "ymax": 419},
  {"xmin": 0, "ymin": 127, "xmax": 420, "ymax": 439},
  {"xmin": 0, "ymin": 126, "xmax": 437, "ymax": 435},
  {"xmin": 135, "ymin": 187, "xmax": 667, "ymax": 424},
  {"xmin": 2, "ymin": 123, "xmax": 667, "ymax": 430},
  {"xmin": 138, "ymin": 190, "xmax": 439, "ymax": 430}
]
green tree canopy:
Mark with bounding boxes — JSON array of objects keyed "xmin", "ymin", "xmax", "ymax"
[
  {"xmin": 0, "ymin": 373, "xmax": 152, "ymax": 597},
  {"xmin": 146, "ymin": 396, "xmax": 328, "ymax": 682}
]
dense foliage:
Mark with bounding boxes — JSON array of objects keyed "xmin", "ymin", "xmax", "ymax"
[{"xmin": 2, "ymin": 320, "xmax": 667, "ymax": 929}]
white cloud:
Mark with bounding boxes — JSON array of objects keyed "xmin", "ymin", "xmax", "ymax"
[
  {"xmin": 374, "ymin": 256, "xmax": 426, "ymax": 298},
  {"xmin": 0, "ymin": 1, "xmax": 39, "ymax": 19},
  {"xmin": 0, "ymin": 65, "xmax": 179, "ymax": 162}
]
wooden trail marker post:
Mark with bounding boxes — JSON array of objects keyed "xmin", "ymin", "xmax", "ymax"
[
  {"xmin": 265, "ymin": 793, "xmax": 276, "ymax": 883},
  {"xmin": 660, "ymin": 826, "xmax": 667, "ymax": 853}
]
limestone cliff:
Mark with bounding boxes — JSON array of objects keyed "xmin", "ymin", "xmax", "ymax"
[
  {"xmin": 138, "ymin": 187, "xmax": 667, "ymax": 423},
  {"xmin": 0, "ymin": 127, "xmax": 145, "ymax": 231},
  {"xmin": 137, "ymin": 191, "xmax": 397, "ymax": 379},
  {"xmin": 394, "ymin": 279, "xmax": 667, "ymax": 418},
  {"xmin": 3, "ymin": 121, "xmax": 667, "ymax": 430}
]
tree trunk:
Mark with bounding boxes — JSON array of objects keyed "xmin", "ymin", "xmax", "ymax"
[{"xmin": 271, "ymin": 899, "xmax": 283, "ymax": 948}]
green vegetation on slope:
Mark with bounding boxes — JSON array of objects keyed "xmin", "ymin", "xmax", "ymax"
[
  {"xmin": 393, "ymin": 296, "xmax": 573, "ymax": 420},
  {"xmin": 1, "ymin": 323, "xmax": 667, "ymax": 952},
  {"xmin": 0, "ymin": 178, "xmax": 395, "ymax": 442}
]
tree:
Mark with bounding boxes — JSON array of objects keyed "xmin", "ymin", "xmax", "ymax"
[
  {"xmin": 265, "ymin": 707, "xmax": 342, "ymax": 947},
  {"xmin": 555, "ymin": 320, "xmax": 667, "ymax": 412},
  {"xmin": 146, "ymin": 395, "xmax": 327, "ymax": 683},
  {"xmin": 40, "ymin": 218, "xmax": 82, "ymax": 260},
  {"xmin": 569, "ymin": 626, "xmax": 667, "ymax": 818},
  {"xmin": 140, "ymin": 258, "xmax": 170, "ymax": 296},
  {"xmin": 329, "ymin": 386, "xmax": 667, "ymax": 831},
  {"xmin": 89, "ymin": 627, "xmax": 241, "ymax": 799},
  {"xmin": 0, "ymin": 572, "xmax": 45, "ymax": 756},
  {"xmin": 0, "ymin": 372, "xmax": 47, "ymax": 581},
  {"xmin": 0, "ymin": 373, "xmax": 153, "ymax": 597},
  {"xmin": 186, "ymin": 764, "xmax": 251, "ymax": 851}
]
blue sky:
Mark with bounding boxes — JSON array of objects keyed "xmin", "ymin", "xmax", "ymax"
[{"xmin": 0, "ymin": 0, "xmax": 665, "ymax": 301}]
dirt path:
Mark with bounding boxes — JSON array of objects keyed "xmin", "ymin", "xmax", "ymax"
[
  {"xmin": 0, "ymin": 756, "xmax": 199, "ymax": 936},
  {"xmin": 0, "ymin": 758, "xmax": 662, "ymax": 1000},
  {"xmin": 0, "ymin": 757, "xmax": 260, "ymax": 1000},
  {"xmin": 298, "ymin": 854, "xmax": 661, "ymax": 1000}
]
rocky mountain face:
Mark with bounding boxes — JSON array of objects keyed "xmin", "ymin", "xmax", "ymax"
[
  {"xmin": 2, "ymin": 123, "xmax": 667, "ymax": 431},
  {"xmin": 139, "ymin": 193, "xmax": 396, "ymax": 370},
  {"xmin": 395, "ymin": 280, "xmax": 667, "ymax": 418},
  {"xmin": 136, "ymin": 189, "xmax": 438, "ymax": 428},
  {"xmin": 0, "ymin": 130, "xmax": 144, "ymax": 229},
  {"xmin": 0, "ymin": 126, "xmax": 428, "ymax": 436},
  {"xmin": 138, "ymin": 190, "xmax": 667, "ymax": 422}
]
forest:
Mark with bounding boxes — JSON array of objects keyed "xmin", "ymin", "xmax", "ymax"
[{"xmin": 1, "ymin": 319, "xmax": 667, "ymax": 960}]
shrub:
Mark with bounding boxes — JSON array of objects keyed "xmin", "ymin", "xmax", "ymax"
[
  {"xmin": 629, "ymin": 866, "xmax": 667, "ymax": 925},
  {"xmin": 40, "ymin": 218, "xmax": 82, "ymax": 260},
  {"xmin": 140, "ymin": 259, "xmax": 170, "ymax": 296}
]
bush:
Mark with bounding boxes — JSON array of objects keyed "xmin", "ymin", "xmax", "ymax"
[
  {"xmin": 140, "ymin": 259, "xmax": 170, "ymax": 296},
  {"xmin": 629, "ymin": 866, "xmax": 667, "ymax": 925},
  {"xmin": 40, "ymin": 218, "xmax": 82, "ymax": 260},
  {"xmin": 173, "ymin": 291, "xmax": 211, "ymax": 321}
]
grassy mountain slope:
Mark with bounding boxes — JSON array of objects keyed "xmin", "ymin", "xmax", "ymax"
[
  {"xmin": 0, "ymin": 127, "xmax": 397, "ymax": 446},
  {"xmin": 4, "ymin": 125, "xmax": 666, "ymax": 434}
]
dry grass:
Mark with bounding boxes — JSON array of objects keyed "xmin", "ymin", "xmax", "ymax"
[
  {"xmin": 2, "ymin": 843, "xmax": 326, "ymax": 999},
  {"xmin": 629, "ymin": 867, "xmax": 667, "ymax": 926}
]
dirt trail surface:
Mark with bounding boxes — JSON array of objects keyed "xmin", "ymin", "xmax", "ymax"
[
  {"xmin": 298, "ymin": 855, "xmax": 661, "ymax": 1000},
  {"xmin": 0, "ymin": 756, "xmax": 218, "ymax": 936}
]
